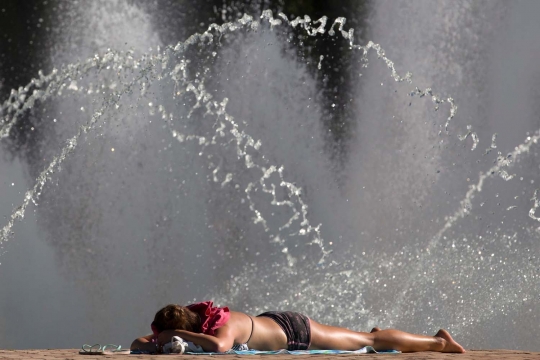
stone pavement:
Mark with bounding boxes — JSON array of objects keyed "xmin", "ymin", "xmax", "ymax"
[{"xmin": 0, "ymin": 350, "xmax": 538, "ymax": 360}]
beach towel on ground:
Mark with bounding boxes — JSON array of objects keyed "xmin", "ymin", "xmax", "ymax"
[{"xmin": 185, "ymin": 347, "xmax": 399, "ymax": 355}]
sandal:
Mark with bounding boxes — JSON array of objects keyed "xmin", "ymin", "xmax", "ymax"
[{"xmin": 80, "ymin": 343, "xmax": 130, "ymax": 355}]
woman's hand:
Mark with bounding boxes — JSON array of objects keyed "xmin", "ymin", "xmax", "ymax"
[
  {"xmin": 130, "ymin": 334, "xmax": 159, "ymax": 353},
  {"xmin": 157, "ymin": 329, "xmax": 181, "ymax": 348}
]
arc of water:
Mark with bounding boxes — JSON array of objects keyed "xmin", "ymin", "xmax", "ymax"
[
  {"xmin": 0, "ymin": 55, "xmax": 157, "ymax": 249},
  {"xmin": 0, "ymin": 10, "xmax": 459, "ymax": 266},
  {"xmin": 0, "ymin": 51, "xmax": 141, "ymax": 139},
  {"xmin": 167, "ymin": 10, "xmax": 460, "ymax": 264},
  {"xmin": 265, "ymin": 9, "xmax": 458, "ymax": 132},
  {"xmin": 0, "ymin": 12, "xmax": 328, "ymax": 260},
  {"xmin": 0, "ymin": 28, "xmax": 229, "ymax": 249},
  {"xmin": 164, "ymin": 78, "xmax": 327, "ymax": 263},
  {"xmin": 389, "ymin": 126, "xmax": 540, "ymax": 320}
]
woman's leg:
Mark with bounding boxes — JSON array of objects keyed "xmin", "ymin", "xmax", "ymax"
[{"xmin": 309, "ymin": 320, "xmax": 465, "ymax": 353}]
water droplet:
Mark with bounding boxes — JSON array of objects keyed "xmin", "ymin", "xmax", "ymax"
[{"xmin": 317, "ymin": 55, "xmax": 324, "ymax": 70}]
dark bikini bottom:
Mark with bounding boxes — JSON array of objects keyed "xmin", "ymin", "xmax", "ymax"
[{"xmin": 257, "ymin": 311, "xmax": 311, "ymax": 350}]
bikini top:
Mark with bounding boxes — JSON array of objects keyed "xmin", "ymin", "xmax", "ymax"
[
  {"xmin": 188, "ymin": 301, "xmax": 252, "ymax": 350},
  {"xmin": 187, "ymin": 301, "xmax": 230, "ymax": 336}
]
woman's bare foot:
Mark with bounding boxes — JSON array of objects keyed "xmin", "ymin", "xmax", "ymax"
[
  {"xmin": 435, "ymin": 329, "xmax": 465, "ymax": 353},
  {"xmin": 370, "ymin": 327, "xmax": 381, "ymax": 333}
]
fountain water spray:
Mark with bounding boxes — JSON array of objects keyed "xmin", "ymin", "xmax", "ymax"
[{"xmin": 0, "ymin": 10, "xmax": 456, "ymax": 258}]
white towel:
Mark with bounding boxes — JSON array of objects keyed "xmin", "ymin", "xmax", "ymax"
[{"xmin": 162, "ymin": 336, "xmax": 204, "ymax": 354}]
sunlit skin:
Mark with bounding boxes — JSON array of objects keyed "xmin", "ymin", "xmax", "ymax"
[{"xmin": 131, "ymin": 308, "xmax": 465, "ymax": 353}]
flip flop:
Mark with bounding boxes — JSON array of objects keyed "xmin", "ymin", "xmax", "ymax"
[{"xmin": 80, "ymin": 344, "xmax": 130, "ymax": 355}]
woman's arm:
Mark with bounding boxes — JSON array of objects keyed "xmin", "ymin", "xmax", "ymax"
[
  {"xmin": 157, "ymin": 325, "xmax": 235, "ymax": 353},
  {"xmin": 130, "ymin": 334, "xmax": 158, "ymax": 352}
]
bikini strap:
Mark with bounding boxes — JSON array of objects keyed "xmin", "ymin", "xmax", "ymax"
[{"xmin": 246, "ymin": 314, "xmax": 254, "ymax": 344}]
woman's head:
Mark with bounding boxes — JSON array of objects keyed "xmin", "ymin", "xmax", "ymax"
[{"xmin": 151, "ymin": 304, "xmax": 201, "ymax": 334}]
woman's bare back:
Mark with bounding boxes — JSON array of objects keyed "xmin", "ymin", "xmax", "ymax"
[{"xmin": 226, "ymin": 311, "xmax": 287, "ymax": 350}]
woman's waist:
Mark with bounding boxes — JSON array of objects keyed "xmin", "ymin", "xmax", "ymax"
[{"xmin": 247, "ymin": 316, "xmax": 288, "ymax": 350}]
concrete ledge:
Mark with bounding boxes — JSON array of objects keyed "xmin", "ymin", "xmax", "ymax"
[{"xmin": 0, "ymin": 350, "xmax": 538, "ymax": 360}]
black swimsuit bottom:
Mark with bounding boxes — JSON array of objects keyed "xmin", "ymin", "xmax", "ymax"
[{"xmin": 257, "ymin": 311, "xmax": 311, "ymax": 350}]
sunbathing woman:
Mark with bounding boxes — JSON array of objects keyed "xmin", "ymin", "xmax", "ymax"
[{"xmin": 130, "ymin": 301, "xmax": 465, "ymax": 353}]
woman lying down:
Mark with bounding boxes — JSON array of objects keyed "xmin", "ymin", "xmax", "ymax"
[{"xmin": 130, "ymin": 301, "xmax": 465, "ymax": 354}]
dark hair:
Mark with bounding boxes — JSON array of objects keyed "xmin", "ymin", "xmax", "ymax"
[{"xmin": 152, "ymin": 304, "xmax": 202, "ymax": 333}]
